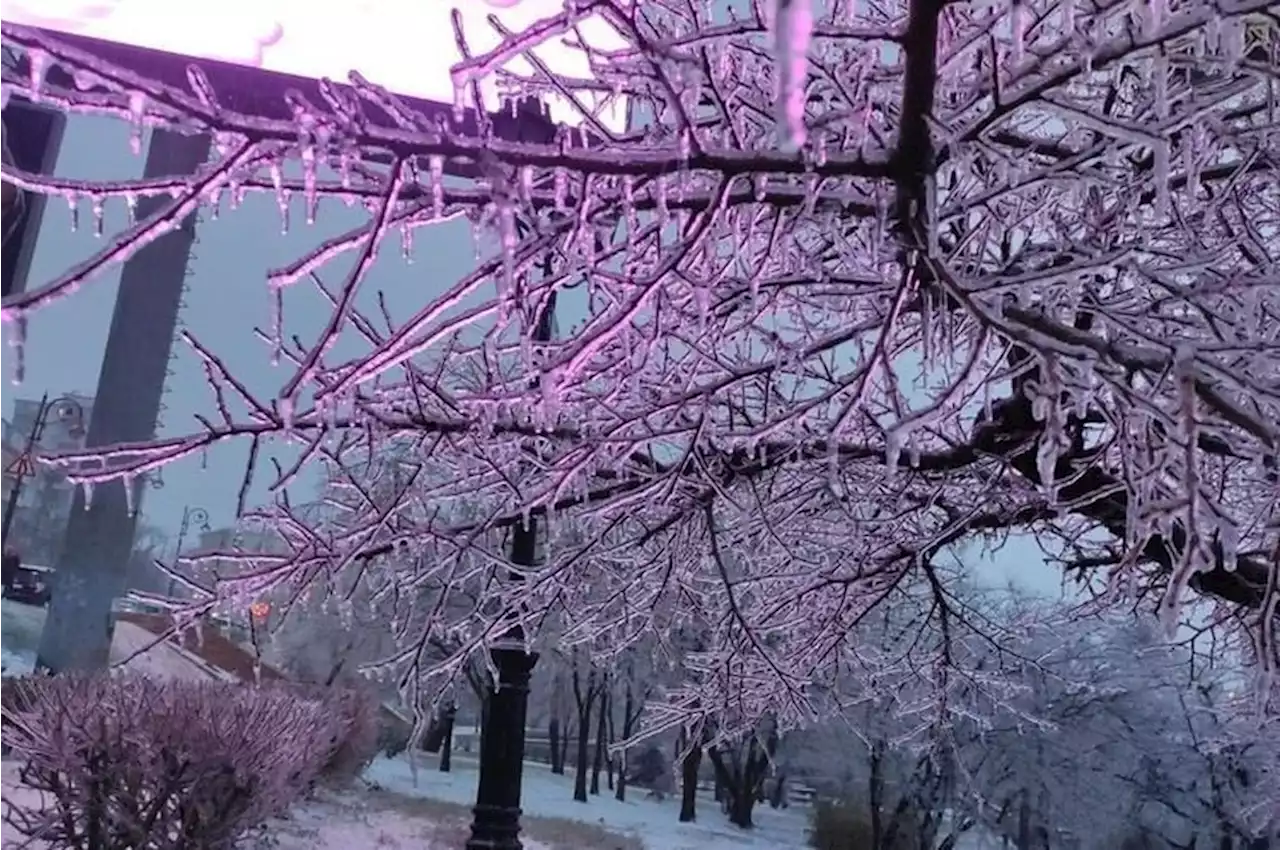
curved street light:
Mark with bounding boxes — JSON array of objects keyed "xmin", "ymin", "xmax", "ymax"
[
  {"xmin": 164, "ymin": 505, "xmax": 211, "ymax": 598},
  {"xmin": 2, "ymin": 393, "xmax": 86, "ymax": 542}
]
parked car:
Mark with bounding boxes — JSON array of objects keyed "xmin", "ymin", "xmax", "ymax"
[{"xmin": 2, "ymin": 563, "xmax": 53, "ymax": 606}]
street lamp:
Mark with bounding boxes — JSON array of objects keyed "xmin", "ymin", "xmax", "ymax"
[
  {"xmin": 466, "ymin": 221, "xmax": 556, "ymax": 850},
  {"xmin": 2, "ymin": 393, "xmax": 85, "ymax": 542},
  {"xmin": 165, "ymin": 505, "xmax": 210, "ymax": 598}
]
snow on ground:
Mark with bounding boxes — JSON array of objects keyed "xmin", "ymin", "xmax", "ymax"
[
  {"xmin": 3, "ymin": 753, "xmax": 808, "ymax": 850},
  {"xmin": 367, "ymin": 753, "xmax": 811, "ymax": 850},
  {"xmin": 4, "ymin": 599, "xmax": 805, "ymax": 849}
]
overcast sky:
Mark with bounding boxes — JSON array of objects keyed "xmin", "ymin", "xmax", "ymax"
[{"xmin": 3, "ymin": 109, "xmax": 1077, "ymax": 603}]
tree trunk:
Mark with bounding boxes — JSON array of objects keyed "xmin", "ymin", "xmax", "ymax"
[
  {"xmin": 614, "ymin": 675, "xmax": 642, "ymax": 802},
  {"xmin": 559, "ymin": 721, "xmax": 572, "ymax": 773},
  {"xmin": 729, "ymin": 790, "xmax": 755, "ymax": 829},
  {"xmin": 438, "ymin": 708, "xmax": 455, "ymax": 773},
  {"xmin": 1017, "ymin": 794, "xmax": 1032, "ymax": 850},
  {"xmin": 707, "ymin": 737, "xmax": 771, "ymax": 830},
  {"xmin": 549, "ymin": 667, "xmax": 566, "ymax": 774},
  {"xmin": 605, "ymin": 686, "xmax": 617, "ymax": 792},
  {"xmin": 769, "ymin": 772, "xmax": 787, "ymax": 808},
  {"xmin": 571, "ymin": 664, "xmax": 597, "ymax": 803},
  {"xmin": 549, "ymin": 716, "xmax": 565, "ymax": 774},
  {"xmin": 678, "ymin": 731, "xmax": 702, "ymax": 823},
  {"xmin": 573, "ymin": 705, "xmax": 592, "ymax": 802},
  {"xmin": 590, "ymin": 688, "xmax": 609, "ymax": 795},
  {"xmin": 869, "ymin": 742, "xmax": 884, "ymax": 850}
]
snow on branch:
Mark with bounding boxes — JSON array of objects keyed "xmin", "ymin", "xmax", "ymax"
[{"xmin": 2, "ymin": 0, "xmax": 1278, "ymax": 740}]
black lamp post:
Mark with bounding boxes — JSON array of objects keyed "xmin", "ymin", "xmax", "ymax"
[
  {"xmin": 465, "ymin": 103, "xmax": 558, "ymax": 850},
  {"xmin": 165, "ymin": 505, "xmax": 210, "ymax": 598},
  {"xmin": 2, "ymin": 393, "xmax": 86, "ymax": 541}
]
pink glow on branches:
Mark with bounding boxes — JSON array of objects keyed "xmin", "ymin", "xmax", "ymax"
[{"xmin": 2, "ymin": 1, "xmax": 1279, "ymax": 752}]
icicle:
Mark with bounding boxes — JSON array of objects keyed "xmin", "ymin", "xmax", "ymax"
[
  {"xmin": 1219, "ymin": 522, "xmax": 1238, "ymax": 572},
  {"xmin": 429, "ymin": 155, "xmax": 444, "ymax": 218},
  {"xmin": 27, "ymin": 50, "xmax": 50, "ymax": 102},
  {"xmin": 1010, "ymin": 3, "xmax": 1026, "ymax": 64},
  {"xmin": 124, "ymin": 192, "xmax": 138, "ymax": 224},
  {"xmin": 884, "ymin": 428, "xmax": 903, "ymax": 478},
  {"xmin": 826, "ymin": 441, "xmax": 841, "ymax": 493},
  {"xmin": 8, "ymin": 315, "xmax": 28, "ymax": 386},
  {"xmin": 920, "ymin": 288, "xmax": 934, "ymax": 368},
  {"xmin": 124, "ymin": 475, "xmax": 136, "ymax": 516},
  {"xmin": 1036, "ymin": 434, "xmax": 1060, "ymax": 504},
  {"xmin": 452, "ymin": 78, "xmax": 467, "ymax": 123},
  {"xmin": 127, "ymin": 91, "xmax": 147, "ymax": 155},
  {"xmin": 269, "ymin": 163, "xmax": 289, "ymax": 233},
  {"xmin": 771, "ymin": 0, "xmax": 814, "ymax": 151},
  {"xmin": 301, "ymin": 145, "xmax": 319, "ymax": 225},
  {"xmin": 270, "ymin": 286, "xmax": 283, "ymax": 366},
  {"xmin": 82, "ymin": 480, "xmax": 94, "ymax": 509},
  {"xmin": 622, "ymin": 175, "xmax": 638, "ymax": 234},
  {"xmin": 1153, "ymin": 143, "xmax": 1170, "ymax": 217},
  {"xmin": 541, "ymin": 368, "xmax": 560, "ymax": 427},
  {"xmin": 1222, "ymin": 18, "xmax": 1244, "ymax": 64},
  {"xmin": 401, "ymin": 221, "xmax": 415, "ymax": 263},
  {"xmin": 91, "ymin": 195, "xmax": 105, "ymax": 238},
  {"xmin": 1154, "ymin": 56, "xmax": 1169, "ymax": 120},
  {"xmin": 754, "ymin": 173, "xmax": 767, "ymax": 202},
  {"xmin": 519, "ymin": 165, "xmax": 534, "ymax": 203},
  {"xmin": 498, "ymin": 199, "xmax": 517, "ymax": 288},
  {"xmin": 553, "ymin": 168, "xmax": 568, "ymax": 210},
  {"xmin": 66, "ymin": 193, "xmax": 79, "ymax": 232},
  {"xmin": 279, "ymin": 395, "xmax": 295, "ymax": 435}
]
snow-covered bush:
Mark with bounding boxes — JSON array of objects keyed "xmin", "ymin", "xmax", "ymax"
[{"xmin": 1, "ymin": 673, "xmax": 344, "ymax": 850}]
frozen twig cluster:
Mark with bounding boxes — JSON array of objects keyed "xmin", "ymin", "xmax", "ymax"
[{"xmin": 2, "ymin": 0, "xmax": 1278, "ymax": 743}]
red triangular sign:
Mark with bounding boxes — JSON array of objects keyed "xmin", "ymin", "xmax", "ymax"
[{"xmin": 4, "ymin": 452, "xmax": 37, "ymax": 478}]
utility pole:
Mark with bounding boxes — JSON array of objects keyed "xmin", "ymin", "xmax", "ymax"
[{"xmin": 36, "ymin": 129, "xmax": 210, "ymax": 674}]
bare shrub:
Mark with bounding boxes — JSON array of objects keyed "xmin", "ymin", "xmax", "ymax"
[{"xmin": 2, "ymin": 673, "xmax": 343, "ymax": 850}]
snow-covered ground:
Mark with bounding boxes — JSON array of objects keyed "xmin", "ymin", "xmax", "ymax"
[
  {"xmin": 2, "ymin": 754, "xmax": 808, "ymax": 850},
  {"xmin": 364, "ymin": 753, "xmax": 811, "ymax": 850}
]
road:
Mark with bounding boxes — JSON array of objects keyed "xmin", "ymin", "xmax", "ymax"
[{"xmin": 1, "ymin": 599, "xmax": 47, "ymax": 673}]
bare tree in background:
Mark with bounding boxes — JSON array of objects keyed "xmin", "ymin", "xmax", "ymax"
[{"xmin": 2, "ymin": 1, "xmax": 1277, "ymax": 759}]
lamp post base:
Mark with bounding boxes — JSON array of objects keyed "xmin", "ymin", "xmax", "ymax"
[
  {"xmin": 465, "ymin": 645, "xmax": 538, "ymax": 850},
  {"xmin": 464, "ymin": 803, "xmax": 525, "ymax": 850}
]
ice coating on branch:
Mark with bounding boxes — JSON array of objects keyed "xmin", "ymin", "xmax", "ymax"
[
  {"xmin": 125, "ymin": 92, "xmax": 148, "ymax": 155},
  {"xmin": 771, "ymin": 0, "xmax": 813, "ymax": 152},
  {"xmin": 5, "ymin": 0, "xmax": 1279, "ymax": 740}
]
